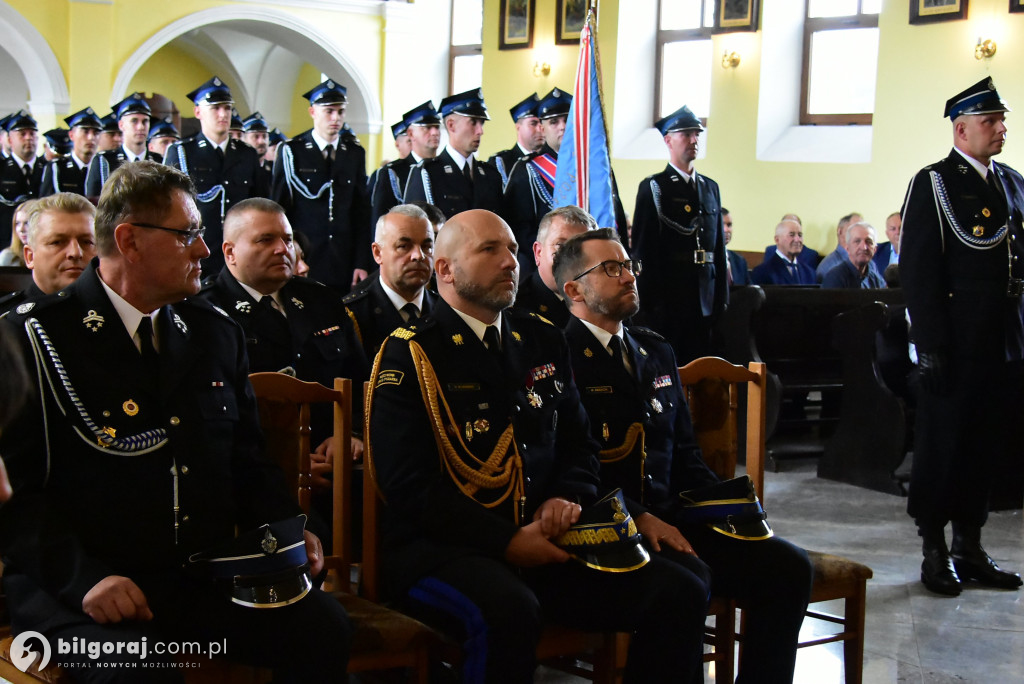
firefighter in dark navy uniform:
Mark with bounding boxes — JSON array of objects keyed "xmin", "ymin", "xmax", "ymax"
[
  {"xmin": 0, "ymin": 161, "xmax": 351, "ymax": 681},
  {"xmin": 272, "ymin": 78, "xmax": 372, "ymax": 294},
  {"xmin": 556, "ymin": 228, "xmax": 812, "ymax": 684},
  {"xmin": 84, "ymin": 93, "xmax": 161, "ymax": 199},
  {"xmin": 366, "ymin": 208, "xmax": 709, "ymax": 684},
  {"xmin": 40, "ymin": 107, "xmax": 103, "ymax": 197},
  {"xmin": 403, "ymin": 89, "xmax": 504, "ymax": 224},
  {"xmin": 369, "ymin": 102, "xmax": 442, "ymax": 231},
  {"xmin": 0, "ymin": 111, "xmax": 46, "ymax": 248},
  {"xmin": 487, "ymin": 92, "xmax": 543, "ymax": 188},
  {"xmin": 367, "ymin": 116, "xmax": 411, "ymax": 223},
  {"xmin": 631, "ymin": 105, "xmax": 728, "ymax": 365},
  {"xmin": 147, "ymin": 116, "xmax": 180, "ymax": 160},
  {"xmin": 900, "ymin": 77, "xmax": 1024, "ymax": 596},
  {"xmin": 165, "ymin": 77, "xmax": 270, "ymax": 275}
]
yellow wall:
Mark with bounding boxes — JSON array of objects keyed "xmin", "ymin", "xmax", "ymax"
[{"xmin": 127, "ymin": 44, "xmax": 233, "ymax": 113}]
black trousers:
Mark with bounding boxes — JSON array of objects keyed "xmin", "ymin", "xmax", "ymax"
[
  {"xmin": 398, "ymin": 552, "xmax": 710, "ymax": 684},
  {"xmin": 668, "ymin": 523, "xmax": 813, "ymax": 684},
  {"xmin": 37, "ymin": 575, "xmax": 352, "ymax": 684}
]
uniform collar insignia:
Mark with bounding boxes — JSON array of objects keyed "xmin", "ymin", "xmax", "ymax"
[
  {"xmin": 452, "ymin": 333, "xmax": 464, "ymax": 345},
  {"xmin": 290, "ymin": 297, "xmax": 304, "ymax": 309},
  {"xmin": 83, "ymin": 309, "xmax": 104, "ymax": 331},
  {"xmin": 173, "ymin": 312, "xmax": 188, "ymax": 335},
  {"xmin": 235, "ymin": 300, "xmax": 252, "ymax": 314},
  {"xmin": 511, "ymin": 331, "xmax": 522, "ymax": 342},
  {"xmin": 444, "ymin": 165, "xmax": 453, "ymax": 174},
  {"xmin": 16, "ymin": 302, "xmax": 35, "ymax": 315},
  {"xmin": 584, "ymin": 347, "xmax": 594, "ymax": 357}
]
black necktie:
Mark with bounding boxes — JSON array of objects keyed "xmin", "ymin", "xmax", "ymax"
[
  {"xmin": 216, "ymin": 146, "xmax": 225, "ymax": 160},
  {"xmin": 787, "ymin": 262, "xmax": 797, "ymax": 279},
  {"xmin": 137, "ymin": 316, "xmax": 159, "ymax": 379},
  {"xmin": 260, "ymin": 296, "xmax": 285, "ymax": 318},
  {"xmin": 609, "ymin": 335, "xmax": 631, "ymax": 374},
  {"xmin": 325, "ymin": 144, "xmax": 335, "ymax": 172},
  {"xmin": 463, "ymin": 160, "xmax": 473, "ymax": 184},
  {"xmin": 988, "ymin": 169, "xmax": 1003, "ymax": 200},
  {"xmin": 483, "ymin": 325, "xmax": 501, "ymax": 358},
  {"xmin": 21, "ymin": 164, "xmax": 30, "ymax": 179},
  {"xmin": 400, "ymin": 302, "xmax": 419, "ymax": 322}
]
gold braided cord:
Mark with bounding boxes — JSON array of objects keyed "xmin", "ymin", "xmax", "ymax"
[
  {"xmin": 598, "ymin": 422, "xmax": 645, "ymax": 463},
  {"xmin": 408, "ymin": 340, "xmax": 524, "ymax": 521},
  {"xmin": 362, "ymin": 336, "xmax": 393, "ymax": 504},
  {"xmin": 345, "ymin": 307, "xmax": 363, "ymax": 346}
]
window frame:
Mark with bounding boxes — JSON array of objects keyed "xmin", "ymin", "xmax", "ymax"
[
  {"xmin": 799, "ymin": 3, "xmax": 879, "ymax": 126},
  {"xmin": 654, "ymin": 0, "xmax": 714, "ymax": 125},
  {"xmin": 449, "ymin": 0, "xmax": 482, "ymax": 95}
]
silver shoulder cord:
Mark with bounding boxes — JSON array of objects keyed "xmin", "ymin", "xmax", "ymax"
[{"xmin": 280, "ymin": 143, "xmax": 335, "ymax": 222}]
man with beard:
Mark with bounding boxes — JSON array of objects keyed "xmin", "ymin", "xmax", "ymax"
[
  {"xmin": 369, "ymin": 102, "xmax": 441, "ymax": 226},
  {"xmin": 84, "ymin": 93, "xmax": 161, "ymax": 198},
  {"xmin": 41, "ymin": 108, "xmax": 103, "ymax": 197},
  {"xmin": 632, "ymin": 105, "xmax": 727, "ymax": 363},
  {"xmin": 343, "ymin": 204, "xmax": 436, "ymax": 357},
  {"xmin": 404, "ymin": 90, "xmax": 504, "ymax": 222},
  {"xmin": 488, "ymin": 93, "xmax": 543, "ymax": 188},
  {"xmin": 366, "ymin": 208, "xmax": 709, "ymax": 684},
  {"xmin": 241, "ymin": 111, "xmax": 272, "ymax": 176},
  {"xmin": 822, "ymin": 221, "xmax": 885, "ymax": 289}
]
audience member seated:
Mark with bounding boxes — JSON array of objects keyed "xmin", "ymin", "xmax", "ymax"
[
  {"xmin": 512, "ymin": 205, "xmax": 595, "ymax": 327},
  {"xmin": 555, "ymin": 227, "xmax": 813, "ymax": 684},
  {"xmin": 0, "ymin": 199, "xmax": 34, "ymax": 267},
  {"xmin": 762, "ymin": 212, "xmax": 818, "ymax": 268},
  {"xmin": 723, "ymin": 207, "xmax": 750, "ymax": 285},
  {"xmin": 0, "ymin": 193, "xmax": 96, "ymax": 315},
  {"xmin": 751, "ymin": 219, "xmax": 817, "ymax": 285},
  {"xmin": 816, "ymin": 212, "xmax": 862, "ymax": 281},
  {"xmin": 822, "ymin": 222, "xmax": 886, "ymax": 289},
  {"xmin": 873, "ymin": 211, "xmax": 902, "ymax": 273}
]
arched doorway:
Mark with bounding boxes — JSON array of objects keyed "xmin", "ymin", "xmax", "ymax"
[{"xmin": 0, "ymin": 3, "xmax": 70, "ymax": 121}]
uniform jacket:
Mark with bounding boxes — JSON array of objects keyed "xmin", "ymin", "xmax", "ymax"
[
  {"xmin": 366, "ymin": 299, "xmax": 600, "ymax": 593},
  {"xmin": 271, "ymin": 130, "xmax": 372, "ymax": 292},
  {"xmin": 0, "ymin": 263, "xmax": 297, "ymax": 633},
  {"xmin": 761, "ymin": 244, "xmax": 819, "ymax": 269},
  {"xmin": 200, "ymin": 268, "xmax": 368, "ymax": 391},
  {"xmin": 821, "ymin": 258, "xmax": 886, "ymax": 289},
  {"xmin": 564, "ymin": 318, "xmax": 717, "ymax": 517},
  {"xmin": 488, "ymin": 144, "xmax": 529, "ymax": 188},
  {"xmin": 342, "ymin": 276, "xmax": 435, "ymax": 358},
  {"xmin": 900, "ymin": 149, "xmax": 1024, "ymax": 362},
  {"xmin": 0, "ymin": 280, "xmax": 45, "ymax": 317},
  {"xmin": 369, "ymin": 155, "xmax": 416, "ymax": 228},
  {"xmin": 512, "ymin": 269, "xmax": 570, "ymax": 328},
  {"xmin": 632, "ymin": 165, "xmax": 728, "ymax": 321},
  {"xmin": 165, "ymin": 134, "xmax": 270, "ymax": 274},
  {"xmin": 750, "ymin": 252, "xmax": 817, "ymax": 286},
  {"xmin": 83, "ymin": 147, "xmax": 162, "ymax": 198},
  {"xmin": 0, "ymin": 156, "xmax": 45, "ymax": 249},
  {"xmin": 40, "ymin": 157, "xmax": 88, "ymax": 196},
  {"xmin": 503, "ymin": 144, "xmax": 559, "ymax": 276},
  {"xmin": 727, "ymin": 249, "xmax": 750, "ymax": 286},
  {"xmin": 403, "ymin": 149, "xmax": 504, "ymax": 224}
]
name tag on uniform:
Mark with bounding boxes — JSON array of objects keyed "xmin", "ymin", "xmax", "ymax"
[
  {"xmin": 585, "ymin": 386, "xmax": 614, "ymax": 394},
  {"xmin": 376, "ymin": 370, "xmax": 404, "ymax": 387},
  {"xmin": 447, "ymin": 383, "xmax": 481, "ymax": 392}
]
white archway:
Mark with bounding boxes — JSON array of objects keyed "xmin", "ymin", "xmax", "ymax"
[
  {"xmin": 112, "ymin": 6, "xmax": 383, "ymax": 134},
  {"xmin": 0, "ymin": 2, "xmax": 70, "ymax": 116}
]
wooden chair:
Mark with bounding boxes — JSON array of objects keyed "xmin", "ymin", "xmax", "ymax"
[
  {"xmin": 677, "ymin": 357, "xmax": 873, "ymax": 684},
  {"xmin": 360, "ymin": 383, "xmax": 620, "ymax": 683},
  {"xmin": 249, "ymin": 372, "xmax": 436, "ymax": 682}
]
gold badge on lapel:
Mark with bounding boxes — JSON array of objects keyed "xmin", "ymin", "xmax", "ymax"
[
  {"xmin": 290, "ymin": 297, "xmax": 304, "ymax": 310},
  {"xmin": 684, "ymin": 205, "xmax": 692, "ymax": 213},
  {"xmin": 638, "ymin": 347, "xmax": 648, "ymax": 357},
  {"xmin": 512, "ymin": 331, "xmax": 522, "ymax": 342},
  {"xmin": 83, "ymin": 310, "xmax": 104, "ymax": 332},
  {"xmin": 473, "ymin": 419, "xmax": 490, "ymax": 434},
  {"xmin": 123, "ymin": 399, "xmax": 139, "ymax": 416},
  {"xmin": 452, "ymin": 334, "xmax": 464, "ymax": 346},
  {"xmin": 584, "ymin": 348, "xmax": 594, "ymax": 358},
  {"xmin": 982, "ymin": 208, "xmax": 991, "ymax": 218},
  {"xmin": 973, "ymin": 226, "xmax": 985, "ymax": 237},
  {"xmin": 527, "ymin": 388, "xmax": 543, "ymax": 408}
]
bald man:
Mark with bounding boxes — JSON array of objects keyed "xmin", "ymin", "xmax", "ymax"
[
  {"xmin": 366, "ymin": 209, "xmax": 708, "ymax": 683},
  {"xmin": 751, "ymin": 220, "xmax": 817, "ymax": 285},
  {"xmin": 343, "ymin": 204, "xmax": 437, "ymax": 357}
]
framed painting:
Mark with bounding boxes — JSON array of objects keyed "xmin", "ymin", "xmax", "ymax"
[
  {"xmin": 555, "ymin": 0, "xmax": 595, "ymax": 45},
  {"xmin": 717, "ymin": 0, "xmax": 760, "ymax": 32},
  {"xmin": 1011, "ymin": 0, "xmax": 1024, "ymax": 13},
  {"xmin": 499, "ymin": 0, "xmax": 535, "ymax": 50},
  {"xmin": 909, "ymin": 0, "xmax": 969, "ymax": 24}
]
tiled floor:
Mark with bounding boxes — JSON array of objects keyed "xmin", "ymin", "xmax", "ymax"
[{"xmin": 539, "ymin": 460, "xmax": 1024, "ymax": 683}]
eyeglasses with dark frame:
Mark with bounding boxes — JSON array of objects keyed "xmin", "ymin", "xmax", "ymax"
[
  {"xmin": 572, "ymin": 259, "xmax": 642, "ymax": 281},
  {"xmin": 129, "ymin": 222, "xmax": 206, "ymax": 247}
]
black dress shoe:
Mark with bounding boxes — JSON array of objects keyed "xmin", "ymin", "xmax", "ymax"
[
  {"xmin": 921, "ymin": 547, "xmax": 962, "ymax": 596},
  {"xmin": 951, "ymin": 549, "xmax": 1023, "ymax": 590}
]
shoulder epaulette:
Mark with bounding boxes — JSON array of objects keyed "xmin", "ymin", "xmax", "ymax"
[
  {"xmin": 627, "ymin": 326, "xmax": 665, "ymax": 341},
  {"xmin": 526, "ymin": 311, "xmax": 554, "ymax": 326},
  {"xmin": 341, "ymin": 287, "xmax": 370, "ymax": 305}
]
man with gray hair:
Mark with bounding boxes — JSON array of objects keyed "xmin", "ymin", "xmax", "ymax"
[
  {"xmin": 512, "ymin": 205, "xmax": 596, "ymax": 327},
  {"xmin": 343, "ymin": 203, "xmax": 437, "ymax": 357},
  {"xmin": 0, "ymin": 161, "xmax": 351, "ymax": 679},
  {"xmin": 822, "ymin": 221, "xmax": 885, "ymax": 289},
  {"xmin": 0, "ymin": 192, "xmax": 96, "ymax": 316},
  {"xmin": 815, "ymin": 212, "xmax": 862, "ymax": 281}
]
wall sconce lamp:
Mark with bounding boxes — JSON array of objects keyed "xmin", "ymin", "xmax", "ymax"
[
  {"xmin": 974, "ymin": 38, "xmax": 997, "ymax": 60},
  {"xmin": 721, "ymin": 51, "xmax": 741, "ymax": 69},
  {"xmin": 533, "ymin": 60, "xmax": 551, "ymax": 77}
]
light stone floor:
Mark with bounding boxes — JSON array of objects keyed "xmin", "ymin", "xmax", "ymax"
[{"xmin": 538, "ymin": 460, "xmax": 1024, "ymax": 684}]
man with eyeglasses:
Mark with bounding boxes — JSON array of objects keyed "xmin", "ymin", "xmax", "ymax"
[
  {"xmin": 366, "ymin": 208, "xmax": 708, "ymax": 684},
  {"xmin": 0, "ymin": 161, "xmax": 352, "ymax": 680},
  {"xmin": 512, "ymin": 205, "xmax": 595, "ymax": 328},
  {"xmin": 632, "ymin": 105, "xmax": 728, "ymax": 364},
  {"xmin": 165, "ymin": 77, "xmax": 271, "ymax": 276},
  {"xmin": 555, "ymin": 228, "xmax": 812, "ymax": 684}
]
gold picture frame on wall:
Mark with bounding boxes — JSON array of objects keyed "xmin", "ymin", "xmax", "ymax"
[
  {"xmin": 909, "ymin": 0, "xmax": 969, "ymax": 25},
  {"xmin": 1011, "ymin": 0, "xmax": 1024, "ymax": 14},
  {"xmin": 499, "ymin": 0, "xmax": 536, "ymax": 51},
  {"xmin": 555, "ymin": 0, "xmax": 597, "ymax": 46},
  {"xmin": 718, "ymin": 0, "xmax": 760, "ymax": 32}
]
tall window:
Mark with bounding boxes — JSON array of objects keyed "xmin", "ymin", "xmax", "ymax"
[
  {"xmin": 800, "ymin": 0, "xmax": 881, "ymax": 125},
  {"xmin": 450, "ymin": 0, "xmax": 483, "ymax": 94},
  {"xmin": 655, "ymin": 0, "xmax": 714, "ymax": 123}
]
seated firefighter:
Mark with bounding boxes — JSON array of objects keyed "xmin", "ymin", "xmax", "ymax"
[
  {"xmin": 554, "ymin": 227, "xmax": 814, "ymax": 684},
  {"xmin": 0, "ymin": 161, "xmax": 351, "ymax": 682},
  {"xmin": 366, "ymin": 209, "xmax": 711, "ymax": 684}
]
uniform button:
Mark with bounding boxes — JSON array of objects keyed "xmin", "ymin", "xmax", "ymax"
[
  {"xmin": 296, "ymin": 353, "xmax": 302, "ymax": 359},
  {"xmin": 644, "ymin": 412, "xmax": 651, "ymax": 421},
  {"xmin": 224, "ymin": 180, "xmax": 229, "ymax": 185},
  {"xmin": 520, "ymin": 443, "xmax": 527, "ymax": 452},
  {"xmin": 525, "ymin": 477, "xmax": 532, "ymax": 485},
  {"xmin": 513, "ymin": 405, "xmax": 521, "ymax": 413},
  {"xmin": 221, "ymin": 405, "xmax": 228, "ymax": 413},
  {"xmin": 181, "ymin": 465, "xmax": 189, "ymax": 475},
  {"xmin": 182, "ymin": 515, "xmax": 190, "ymax": 523},
  {"xmin": 169, "ymin": 416, "xmax": 181, "ymax": 426}
]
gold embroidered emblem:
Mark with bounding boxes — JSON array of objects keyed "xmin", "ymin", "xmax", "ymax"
[
  {"xmin": 375, "ymin": 370, "xmax": 404, "ymax": 387},
  {"xmin": 452, "ymin": 334, "xmax": 464, "ymax": 345},
  {"xmin": 473, "ymin": 419, "xmax": 490, "ymax": 434},
  {"xmin": 261, "ymin": 528, "xmax": 278, "ymax": 554},
  {"xmin": 465, "ymin": 422, "xmax": 474, "ymax": 441},
  {"xmin": 512, "ymin": 331, "xmax": 522, "ymax": 342},
  {"xmin": 83, "ymin": 310, "xmax": 104, "ymax": 332},
  {"xmin": 527, "ymin": 388, "xmax": 543, "ymax": 408},
  {"xmin": 390, "ymin": 327, "xmax": 415, "ymax": 340},
  {"xmin": 602, "ymin": 422, "xmax": 610, "ymax": 441},
  {"xmin": 584, "ymin": 348, "xmax": 594, "ymax": 358},
  {"xmin": 123, "ymin": 399, "xmax": 139, "ymax": 416},
  {"xmin": 973, "ymin": 226, "xmax": 984, "ymax": 237},
  {"xmin": 611, "ymin": 496, "xmax": 627, "ymax": 523},
  {"xmin": 291, "ymin": 297, "xmax": 304, "ymax": 309}
]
